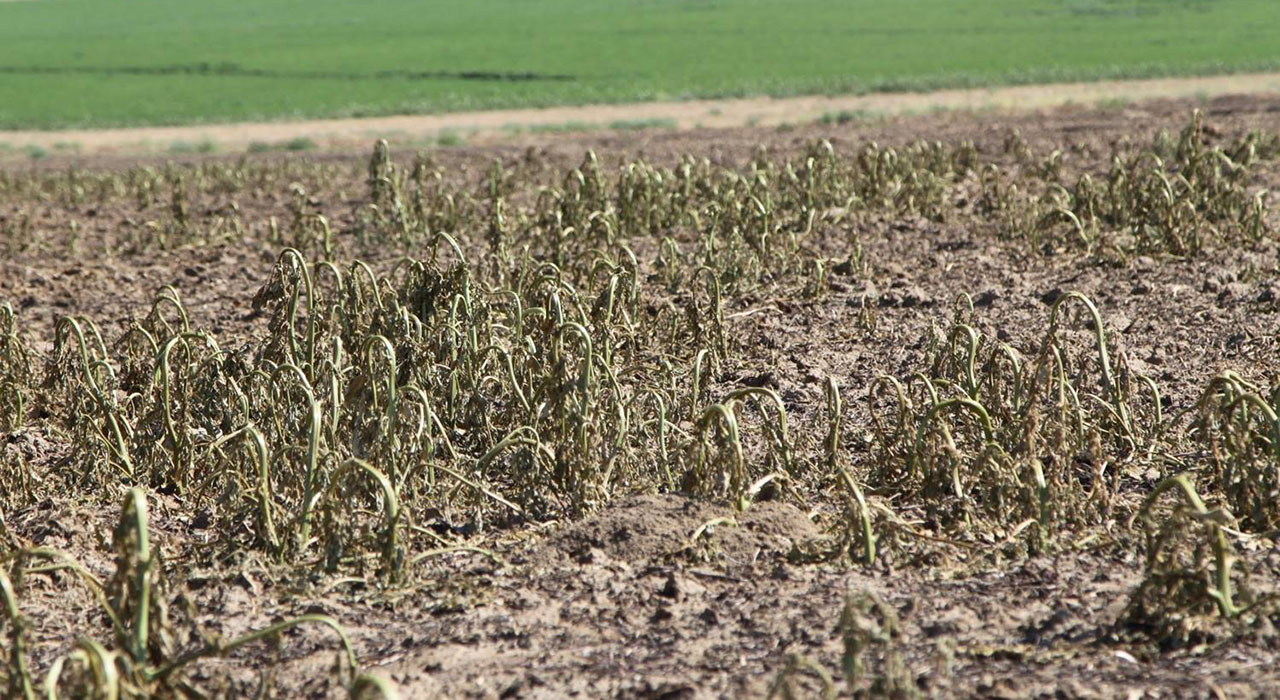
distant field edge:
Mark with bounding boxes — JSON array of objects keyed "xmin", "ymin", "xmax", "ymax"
[
  {"xmin": 5, "ymin": 59, "xmax": 1280, "ymax": 133},
  {"xmin": 3, "ymin": 68, "xmax": 1280, "ymax": 159}
]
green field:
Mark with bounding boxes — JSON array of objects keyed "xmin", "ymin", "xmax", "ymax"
[{"xmin": 0, "ymin": 0, "xmax": 1277, "ymax": 130}]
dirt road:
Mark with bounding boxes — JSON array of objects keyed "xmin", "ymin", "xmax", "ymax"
[{"xmin": 3, "ymin": 71, "xmax": 1280, "ymax": 156}]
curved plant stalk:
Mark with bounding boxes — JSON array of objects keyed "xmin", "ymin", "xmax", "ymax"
[
  {"xmin": 836, "ymin": 466, "xmax": 877, "ymax": 566},
  {"xmin": 1195, "ymin": 372, "xmax": 1280, "ymax": 530},
  {"xmin": 627, "ymin": 388, "xmax": 674, "ymax": 488},
  {"xmin": 867, "ymin": 374, "xmax": 912, "ymax": 447},
  {"xmin": 0, "ymin": 565, "xmax": 35, "ymax": 700},
  {"xmin": 146, "ymin": 285, "xmax": 191, "ymax": 337},
  {"xmin": 984, "ymin": 343, "xmax": 1025, "ymax": 417},
  {"xmin": 0, "ymin": 302, "xmax": 30, "ymax": 432},
  {"xmin": 350, "ymin": 673, "xmax": 403, "ymax": 700},
  {"xmin": 209, "ymin": 425, "xmax": 280, "ymax": 554},
  {"xmin": 53, "ymin": 316, "xmax": 135, "ymax": 479},
  {"xmin": 325, "ymin": 459, "xmax": 402, "ymax": 579},
  {"xmin": 767, "ymin": 653, "xmax": 836, "ymax": 700},
  {"xmin": 724, "ymin": 387, "xmax": 794, "ymax": 476},
  {"xmin": 1046, "ymin": 291, "xmax": 1134, "ymax": 443},
  {"xmin": 154, "ymin": 332, "xmax": 222, "ymax": 489},
  {"xmin": 113, "ymin": 488, "xmax": 154, "ymax": 666},
  {"xmin": 477, "ymin": 344, "xmax": 531, "ymax": 415},
  {"xmin": 692, "ymin": 266, "xmax": 728, "ymax": 363},
  {"xmin": 909, "ymin": 397, "xmax": 995, "ymax": 485},
  {"xmin": 694, "ymin": 404, "xmax": 747, "ymax": 510},
  {"xmin": 360, "ymin": 335, "xmax": 401, "ymax": 479},
  {"xmin": 44, "ymin": 639, "xmax": 120, "ymax": 700},
  {"xmin": 148, "ymin": 614, "xmax": 358, "ymax": 684},
  {"xmin": 275, "ymin": 248, "xmax": 318, "ymax": 375},
  {"xmin": 824, "ymin": 378, "xmax": 843, "ymax": 471},
  {"xmin": 269, "ymin": 363, "xmax": 324, "ymax": 550},
  {"xmin": 476, "ymin": 425, "xmax": 551, "ymax": 476},
  {"xmin": 1132, "ymin": 474, "xmax": 1240, "ymax": 618},
  {"xmin": 689, "ymin": 348, "xmax": 712, "ymax": 424},
  {"xmin": 942, "ymin": 323, "xmax": 981, "ymax": 399}
]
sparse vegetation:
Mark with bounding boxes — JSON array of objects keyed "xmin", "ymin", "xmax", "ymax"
[
  {"xmin": 3, "ymin": 105, "xmax": 1280, "ymax": 696},
  {"xmin": 168, "ymin": 140, "xmax": 218, "ymax": 155}
]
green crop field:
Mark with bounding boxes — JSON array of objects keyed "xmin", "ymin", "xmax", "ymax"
[{"xmin": 0, "ymin": 0, "xmax": 1277, "ymax": 130}]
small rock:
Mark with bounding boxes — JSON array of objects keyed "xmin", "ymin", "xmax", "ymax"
[
  {"xmin": 740, "ymin": 372, "xmax": 779, "ymax": 390},
  {"xmin": 1218, "ymin": 282, "xmax": 1252, "ymax": 303},
  {"xmin": 658, "ymin": 573, "xmax": 681, "ymax": 599}
]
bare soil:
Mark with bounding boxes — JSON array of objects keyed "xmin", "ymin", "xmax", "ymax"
[{"xmin": 5, "ymin": 94, "xmax": 1280, "ymax": 698}]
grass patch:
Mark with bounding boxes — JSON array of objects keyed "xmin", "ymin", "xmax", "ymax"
[
  {"xmin": 1096, "ymin": 97, "xmax": 1133, "ymax": 110},
  {"xmin": 284, "ymin": 136, "xmax": 316, "ymax": 151},
  {"xmin": 819, "ymin": 109, "xmax": 873, "ymax": 126},
  {"xmin": 168, "ymin": 139, "xmax": 218, "ymax": 154},
  {"xmin": 436, "ymin": 129, "xmax": 465, "ymax": 146},
  {"xmin": 608, "ymin": 117, "xmax": 676, "ymax": 131},
  {"xmin": 246, "ymin": 137, "xmax": 317, "ymax": 153},
  {"xmin": 529, "ymin": 120, "xmax": 598, "ymax": 134}
]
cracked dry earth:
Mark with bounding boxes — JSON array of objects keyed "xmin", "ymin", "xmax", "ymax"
[{"xmin": 6, "ymin": 94, "xmax": 1280, "ymax": 699}]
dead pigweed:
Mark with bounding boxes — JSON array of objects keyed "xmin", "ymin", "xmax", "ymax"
[
  {"xmin": 0, "ymin": 302, "xmax": 31, "ymax": 433},
  {"xmin": 1193, "ymin": 371, "xmax": 1280, "ymax": 532},
  {"xmin": 840, "ymin": 592, "xmax": 918, "ymax": 699},
  {"xmin": 6, "ymin": 124, "xmax": 1280, "ymax": 692},
  {"xmin": 867, "ymin": 292, "xmax": 1155, "ymax": 551},
  {"xmin": 1122, "ymin": 475, "xmax": 1259, "ymax": 646},
  {"xmin": 766, "ymin": 653, "xmax": 837, "ymax": 700},
  {"xmin": 827, "ymin": 379, "xmax": 878, "ymax": 566},
  {"xmin": 10, "ymin": 490, "xmax": 376, "ymax": 698},
  {"xmin": 985, "ymin": 112, "xmax": 1277, "ymax": 257}
]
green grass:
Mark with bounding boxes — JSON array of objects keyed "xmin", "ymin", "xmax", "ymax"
[
  {"xmin": 169, "ymin": 139, "xmax": 219, "ymax": 154},
  {"xmin": 608, "ymin": 118, "xmax": 677, "ymax": 131},
  {"xmin": 246, "ymin": 136, "xmax": 315, "ymax": 153},
  {"xmin": 0, "ymin": 0, "xmax": 1277, "ymax": 130},
  {"xmin": 819, "ymin": 109, "xmax": 874, "ymax": 126}
]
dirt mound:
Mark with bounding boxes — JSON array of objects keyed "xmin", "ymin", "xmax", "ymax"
[{"xmin": 533, "ymin": 493, "xmax": 819, "ymax": 569}]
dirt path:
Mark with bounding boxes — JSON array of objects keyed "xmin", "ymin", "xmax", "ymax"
[{"xmin": 4, "ymin": 71, "xmax": 1280, "ymax": 156}]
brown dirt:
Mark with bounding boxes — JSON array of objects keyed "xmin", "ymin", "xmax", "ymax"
[
  {"xmin": 2, "ymin": 72, "xmax": 1280, "ymax": 157},
  {"xmin": 6, "ymin": 93, "xmax": 1280, "ymax": 698}
]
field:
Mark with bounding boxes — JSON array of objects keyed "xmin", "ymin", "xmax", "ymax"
[
  {"xmin": 2, "ymin": 0, "xmax": 1280, "ymax": 129},
  {"xmin": 2, "ymin": 94, "xmax": 1280, "ymax": 698}
]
